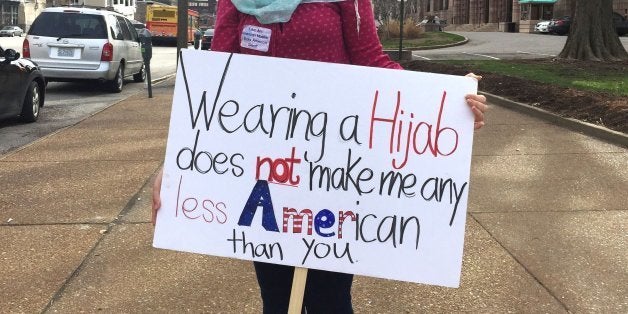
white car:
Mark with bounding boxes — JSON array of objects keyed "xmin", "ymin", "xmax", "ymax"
[
  {"xmin": 534, "ymin": 20, "xmax": 551, "ymax": 33},
  {"xmin": 24, "ymin": 7, "xmax": 145, "ymax": 93},
  {"xmin": 0, "ymin": 26, "xmax": 24, "ymax": 37}
]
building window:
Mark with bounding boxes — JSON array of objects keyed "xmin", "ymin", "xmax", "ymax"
[
  {"xmin": 1, "ymin": 3, "xmax": 19, "ymax": 26},
  {"xmin": 520, "ymin": 5, "xmax": 528, "ymax": 20}
]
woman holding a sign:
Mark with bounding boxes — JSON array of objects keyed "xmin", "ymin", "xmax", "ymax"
[{"xmin": 153, "ymin": 0, "xmax": 488, "ymax": 312}]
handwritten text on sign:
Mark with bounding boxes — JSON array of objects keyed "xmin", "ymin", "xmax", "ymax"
[{"xmin": 153, "ymin": 50, "xmax": 477, "ymax": 288}]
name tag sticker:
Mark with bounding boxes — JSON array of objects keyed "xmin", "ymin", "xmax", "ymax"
[{"xmin": 241, "ymin": 25, "xmax": 272, "ymax": 52}]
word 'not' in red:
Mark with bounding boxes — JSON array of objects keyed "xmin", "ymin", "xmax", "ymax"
[{"xmin": 256, "ymin": 147, "xmax": 302, "ymax": 186}]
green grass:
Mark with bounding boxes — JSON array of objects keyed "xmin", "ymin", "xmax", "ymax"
[
  {"xmin": 380, "ymin": 32, "xmax": 465, "ymax": 49},
  {"xmin": 439, "ymin": 60, "xmax": 628, "ymax": 96}
]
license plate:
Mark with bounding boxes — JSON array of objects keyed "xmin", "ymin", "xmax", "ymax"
[{"xmin": 58, "ymin": 48, "xmax": 74, "ymax": 57}]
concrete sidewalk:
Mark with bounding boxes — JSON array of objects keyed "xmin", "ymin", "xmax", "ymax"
[{"xmin": 1, "ymin": 80, "xmax": 626, "ymax": 313}]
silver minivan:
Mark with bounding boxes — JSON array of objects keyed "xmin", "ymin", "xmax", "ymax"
[{"xmin": 24, "ymin": 7, "xmax": 145, "ymax": 92}]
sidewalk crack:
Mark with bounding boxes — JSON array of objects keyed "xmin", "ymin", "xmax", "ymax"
[
  {"xmin": 41, "ymin": 165, "xmax": 161, "ymax": 313},
  {"xmin": 469, "ymin": 213, "xmax": 572, "ymax": 313}
]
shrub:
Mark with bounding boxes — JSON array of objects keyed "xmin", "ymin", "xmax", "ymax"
[
  {"xmin": 379, "ymin": 19, "xmax": 424, "ymax": 39},
  {"xmin": 386, "ymin": 20, "xmax": 401, "ymax": 38},
  {"xmin": 404, "ymin": 19, "xmax": 423, "ymax": 39}
]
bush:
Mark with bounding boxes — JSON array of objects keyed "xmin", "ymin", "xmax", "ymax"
[
  {"xmin": 404, "ymin": 19, "xmax": 423, "ymax": 39},
  {"xmin": 379, "ymin": 19, "xmax": 424, "ymax": 39}
]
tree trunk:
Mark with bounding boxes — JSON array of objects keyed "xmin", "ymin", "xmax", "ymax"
[{"xmin": 558, "ymin": 0, "xmax": 628, "ymax": 61}]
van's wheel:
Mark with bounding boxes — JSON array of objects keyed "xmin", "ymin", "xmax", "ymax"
[
  {"xmin": 109, "ymin": 65, "xmax": 124, "ymax": 93},
  {"xmin": 21, "ymin": 81, "xmax": 41, "ymax": 122},
  {"xmin": 133, "ymin": 63, "xmax": 146, "ymax": 82}
]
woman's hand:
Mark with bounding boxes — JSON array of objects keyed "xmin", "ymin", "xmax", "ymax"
[
  {"xmin": 151, "ymin": 167, "xmax": 164, "ymax": 226},
  {"xmin": 465, "ymin": 73, "xmax": 488, "ymax": 130}
]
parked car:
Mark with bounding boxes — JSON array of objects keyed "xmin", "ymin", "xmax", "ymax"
[
  {"xmin": 130, "ymin": 19, "xmax": 146, "ymax": 30},
  {"xmin": 201, "ymin": 28, "xmax": 214, "ymax": 50},
  {"xmin": 23, "ymin": 7, "xmax": 145, "ymax": 93},
  {"xmin": 534, "ymin": 20, "xmax": 550, "ymax": 33},
  {"xmin": 0, "ymin": 46, "xmax": 45, "ymax": 122},
  {"xmin": 612, "ymin": 12, "xmax": 628, "ymax": 36},
  {"xmin": 548, "ymin": 16, "xmax": 571, "ymax": 35},
  {"xmin": 0, "ymin": 26, "xmax": 23, "ymax": 37},
  {"xmin": 549, "ymin": 13, "xmax": 628, "ymax": 36}
]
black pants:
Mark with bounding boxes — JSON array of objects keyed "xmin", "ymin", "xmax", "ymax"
[{"xmin": 254, "ymin": 262, "xmax": 354, "ymax": 314}]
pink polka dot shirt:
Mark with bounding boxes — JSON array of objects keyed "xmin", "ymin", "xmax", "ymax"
[{"xmin": 211, "ymin": 0, "xmax": 403, "ymax": 70}]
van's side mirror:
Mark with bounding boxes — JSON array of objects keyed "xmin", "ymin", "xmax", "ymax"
[{"xmin": 1, "ymin": 49, "xmax": 20, "ymax": 63}]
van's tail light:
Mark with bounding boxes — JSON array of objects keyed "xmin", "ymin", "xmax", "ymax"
[
  {"xmin": 101, "ymin": 42, "xmax": 113, "ymax": 61},
  {"xmin": 22, "ymin": 39, "xmax": 30, "ymax": 58}
]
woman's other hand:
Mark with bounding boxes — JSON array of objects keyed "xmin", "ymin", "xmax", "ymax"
[
  {"xmin": 151, "ymin": 167, "xmax": 163, "ymax": 226},
  {"xmin": 465, "ymin": 73, "xmax": 488, "ymax": 130}
]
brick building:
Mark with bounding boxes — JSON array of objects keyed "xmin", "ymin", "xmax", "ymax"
[{"xmin": 421, "ymin": 0, "xmax": 628, "ymax": 33}]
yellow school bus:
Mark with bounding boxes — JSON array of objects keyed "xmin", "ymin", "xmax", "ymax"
[{"xmin": 145, "ymin": 3, "xmax": 198, "ymax": 43}]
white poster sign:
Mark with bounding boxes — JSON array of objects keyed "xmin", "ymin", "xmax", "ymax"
[{"xmin": 153, "ymin": 50, "xmax": 477, "ymax": 288}]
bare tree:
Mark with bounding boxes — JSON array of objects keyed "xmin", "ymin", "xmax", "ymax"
[
  {"xmin": 373, "ymin": 0, "xmax": 399, "ymax": 22},
  {"xmin": 558, "ymin": 0, "xmax": 628, "ymax": 61},
  {"xmin": 373, "ymin": 1, "xmax": 424, "ymax": 24},
  {"xmin": 373, "ymin": 0, "xmax": 403, "ymax": 39}
]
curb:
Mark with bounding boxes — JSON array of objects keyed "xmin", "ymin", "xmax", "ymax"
[
  {"xmin": 383, "ymin": 34, "xmax": 469, "ymax": 53},
  {"xmin": 151, "ymin": 73, "xmax": 175, "ymax": 85},
  {"xmin": 406, "ymin": 37, "xmax": 469, "ymax": 51},
  {"xmin": 481, "ymin": 91, "xmax": 628, "ymax": 148},
  {"xmin": 385, "ymin": 36, "xmax": 469, "ymax": 61}
]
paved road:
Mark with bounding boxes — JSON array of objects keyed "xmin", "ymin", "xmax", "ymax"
[
  {"xmin": 0, "ymin": 35, "xmax": 24, "ymax": 51},
  {"xmin": 0, "ymin": 36, "xmax": 179, "ymax": 155},
  {"xmin": 413, "ymin": 31, "xmax": 628, "ymax": 60}
]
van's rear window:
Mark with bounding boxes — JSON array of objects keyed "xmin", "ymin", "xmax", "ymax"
[{"xmin": 29, "ymin": 12, "xmax": 107, "ymax": 39}]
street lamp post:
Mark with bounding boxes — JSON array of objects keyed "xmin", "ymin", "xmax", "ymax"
[
  {"xmin": 398, "ymin": 0, "xmax": 405, "ymax": 61},
  {"xmin": 177, "ymin": 0, "xmax": 189, "ymax": 62}
]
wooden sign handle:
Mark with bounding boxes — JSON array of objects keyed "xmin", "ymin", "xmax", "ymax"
[{"xmin": 288, "ymin": 267, "xmax": 309, "ymax": 314}]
